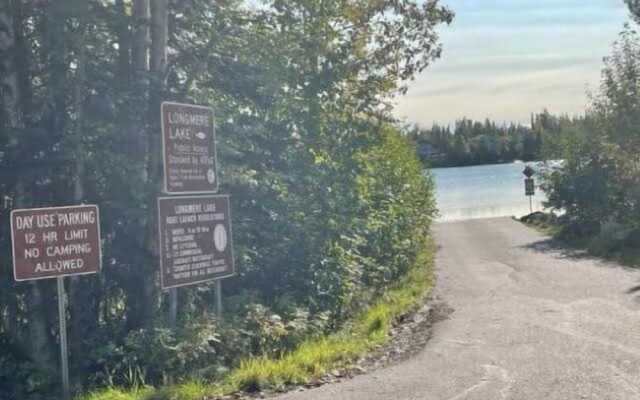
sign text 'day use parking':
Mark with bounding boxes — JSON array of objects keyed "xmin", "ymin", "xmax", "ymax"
[{"xmin": 11, "ymin": 205, "xmax": 102, "ymax": 281}]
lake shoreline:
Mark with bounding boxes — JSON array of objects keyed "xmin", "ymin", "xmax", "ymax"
[{"xmin": 432, "ymin": 161, "xmax": 546, "ymax": 222}]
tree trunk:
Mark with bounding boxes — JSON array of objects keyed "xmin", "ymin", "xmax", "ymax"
[
  {"xmin": 0, "ymin": 1, "xmax": 20, "ymax": 127},
  {"xmin": 116, "ymin": 0, "xmax": 131, "ymax": 92},
  {"xmin": 67, "ymin": 2, "xmax": 98, "ymax": 386},
  {"xmin": 145, "ymin": 0, "xmax": 168, "ymax": 326},
  {"xmin": 132, "ymin": 0, "xmax": 150, "ymax": 164},
  {"xmin": 125, "ymin": 0, "xmax": 154, "ymax": 330}
]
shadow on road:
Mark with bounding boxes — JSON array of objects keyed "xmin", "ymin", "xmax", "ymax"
[
  {"xmin": 523, "ymin": 238, "xmax": 640, "ymax": 302},
  {"xmin": 627, "ymin": 285, "xmax": 640, "ymax": 304},
  {"xmin": 521, "ymin": 238, "xmax": 594, "ymax": 261},
  {"xmin": 627, "ymin": 285, "xmax": 640, "ymax": 294}
]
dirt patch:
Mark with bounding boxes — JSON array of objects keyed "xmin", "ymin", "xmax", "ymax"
[{"xmin": 356, "ymin": 298, "xmax": 453, "ymax": 371}]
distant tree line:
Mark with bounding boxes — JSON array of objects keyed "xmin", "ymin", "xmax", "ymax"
[{"xmin": 409, "ymin": 112, "xmax": 584, "ymax": 168}]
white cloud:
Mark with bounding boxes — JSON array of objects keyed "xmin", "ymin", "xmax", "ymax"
[{"xmin": 394, "ymin": 0, "xmax": 628, "ymax": 126}]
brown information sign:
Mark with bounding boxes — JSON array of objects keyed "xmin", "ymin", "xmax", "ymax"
[
  {"xmin": 161, "ymin": 101, "xmax": 217, "ymax": 194},
  {"xmin": 10, "ymin": 205, "xmax": 102, "ymax": 282},
  {"xmin": 158, "ymin": 195, "xmax": 234, "ymax": 289}
]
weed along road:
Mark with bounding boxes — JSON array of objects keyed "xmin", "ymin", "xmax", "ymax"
[{"xmin": 277, "ymin": 217, "xmax": 640, "ymax": 400}]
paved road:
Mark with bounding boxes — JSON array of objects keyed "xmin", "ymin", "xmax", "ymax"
[{"xmin": 277, "ymin": 217, "xmax": 640, "ymax": 400}]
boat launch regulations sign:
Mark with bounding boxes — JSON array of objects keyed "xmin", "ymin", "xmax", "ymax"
[
  {"xmin": 158, "ymin": 195, "xmax": 234, "ymax": 289},
  {"xmin": 10, "ymin": 205, "xmax": 102, "ymax": 281},
  {"xmin": 161, "ymin": 102, "xmax": 217, "ymax": 194}
]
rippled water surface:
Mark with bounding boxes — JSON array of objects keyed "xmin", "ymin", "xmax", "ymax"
[{"xmin": 432, "ymin": 162, "xmax": 546, "ymax": 222}]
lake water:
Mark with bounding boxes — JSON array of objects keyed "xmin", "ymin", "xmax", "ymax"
[{"xmin": 432, "ymin": 162, "xmax": 547, "ymax": 222}]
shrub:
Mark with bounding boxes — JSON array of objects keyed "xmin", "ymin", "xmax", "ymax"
[
  {"xmin": 0, "ymin": 334, "xmax": 57, "ymax": 400},
  {"xmin": 541, "ymin": 27, "xmax": 640, "ymax": 242}
]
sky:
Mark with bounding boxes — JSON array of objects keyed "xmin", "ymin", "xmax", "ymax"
[{"xmin": 393, "ymin": 0, "xmax": 630, "ymax": 126}]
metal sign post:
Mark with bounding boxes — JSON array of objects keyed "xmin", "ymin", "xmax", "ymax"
[
  {"xmin": 57, "ymin": 277, "xmax": 70, "ymax": 400},
  {"xmin": 530, "ymin": 195, "xmax": 533, "ymax": 213},
  {"xmin": 169, "ymin": 287, "xmax": 178, "ymax": 327},
  {"xmin": 10, "ymin": 204, "xmax": 102, "ymax": 399},
  {"xmin": 216, "ymin": 280, "xmax": 223, "ymax": 319}
]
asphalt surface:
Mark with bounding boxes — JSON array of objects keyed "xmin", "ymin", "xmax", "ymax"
[{"xmin": 277, "ymin": 217, "xmax": 640, "ymax": 400}]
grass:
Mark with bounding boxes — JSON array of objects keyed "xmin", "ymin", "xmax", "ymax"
[
  {"xmin": 78, "ymin": 240, "xmax": 436, "ymax": 400},
  {"xmin": 79, "ymin": 387, "xmax": 154, "ymax": 400}
]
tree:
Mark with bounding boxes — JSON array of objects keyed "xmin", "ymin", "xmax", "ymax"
[
  {"xmin": 626, "ymin": 0, "xmax": 640, "ymax": 23},
  {"xmin": 541, "ymin": 25, "xmax": 640, "ymax": 234},
  {"xmin": 0, "ymin": 1, "xmax": 450, "ymax": 396}
]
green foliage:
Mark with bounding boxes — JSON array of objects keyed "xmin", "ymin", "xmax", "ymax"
[
  {"xmin": 541, "ymin": 118, "xmax": 614, "ymax": 233},
  {"xmin": 75, "ymin": 123, "xmax": 437, "ymax": 397},
  {"xmin": 79, "ymin": 238, "xmax": 435, "ymax": 400},
  {"xmin": 0, "ymin": 1, "xmax": 448, "ymax": 397},
  {"xmin": 87, "ymin": 323, "xmax": 220, "ymax": 388},
  {"xmin": 540, "ymin": 25, "xmax": 640, "ymax": 249},
  {"xmin": 355, "ymin": 127, "xmax": 437, "ymax": 285},
  {"xmin": 0, "ymin": 334, "xmax": 57, "ymax": 400},
  {"xmin": 411, "ymin": 116, "xmax": 546, "ymax": 167},
  {"xmin": 411, "ymin": 110, "xmax": 593, "ymax": 168}
]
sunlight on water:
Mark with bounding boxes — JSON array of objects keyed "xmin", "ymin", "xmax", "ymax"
[{"xmin": 431, "ymin": 162, "xmax": 547, "ymax": 222}]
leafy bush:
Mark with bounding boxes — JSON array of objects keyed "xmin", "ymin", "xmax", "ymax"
[
  {"xmin": 87, "ymin": 322, "xmax": 221, "ymax": 388},
  {"xmin": 77, "ymin": 124, "xmax": 436, "ymax": 394},
  {"xmin": 85, "ymin": 304, "xmax": 332, "ymax": 389},
  {"xmin": 0, "ymin": 0, "xmax": 447, "ymax": 396},
  {"xmin": 588, "ymin": 219, "xmax": 635, "ymax": 256},
  {"xmin": 313, "ymin": 126, "xmax": 437, "ymax": 323},
  {"xmin": 541, "ymin": 26, "xmax": 640, "ymax": 245},
  {"xmin": 0, "ymin": 334, "xmax": 57, "ymax": 400}
]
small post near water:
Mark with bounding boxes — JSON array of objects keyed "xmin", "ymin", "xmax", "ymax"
[{"xmin": 523, "ymin": 166, "xmax": 536, "ymax": 214}]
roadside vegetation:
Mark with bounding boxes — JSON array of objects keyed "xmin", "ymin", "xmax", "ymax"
[
  {"xmin": 0, "ymin": 1, "xmax": 451, "ymax": 399},
  {"xmin": 521, "ymin": 212, "xmax": 639, "ymax": 267},
  {"xmin": 523, "ymin": 6, "xmax": 640, "ymax": 268},
  {"xmin": 81, "ymin": 239, "xmax": 435, "ymax": 400}
]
